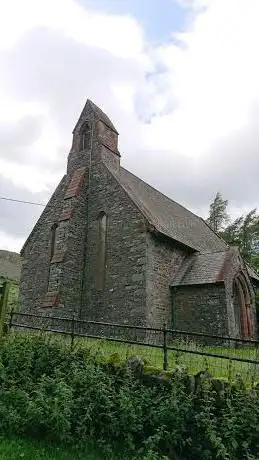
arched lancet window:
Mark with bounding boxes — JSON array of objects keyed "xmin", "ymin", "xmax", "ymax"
[
  {"xmin": 96, "ymin": 212, "xmax": 107, "ymax": 290},
  {"xmin": 50, "ymin": 223, "xmax": 58, "ymax": 259},
  {"xmin": 78, "ymin": 122, "xmax": 90, "ymax": 152}
]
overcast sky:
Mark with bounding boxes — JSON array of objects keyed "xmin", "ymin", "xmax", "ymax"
[{"xmin": 1, "ymin": 0, "xmax": 259, "ymax": 252}]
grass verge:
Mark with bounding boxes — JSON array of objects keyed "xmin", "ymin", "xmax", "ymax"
[
  {"xmin": 71, "ymin": 335, "xmax": 259, "ymax": 385},
  {"xmin": 0, "ymin": 438, "xmax": 121, "ymax": 460}
]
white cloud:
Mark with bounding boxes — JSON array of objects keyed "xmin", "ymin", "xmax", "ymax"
[
  {"xmin": 0, "ymin": 231, "xmax": 25, "ymax": 252},
  {"xmin": 1, "ymin": 0, "xmax": 259, "ymax": 252},
  {"xmin": 138, "ymin": 0, "xmax": 259, "ymax": 206},
  {"xmin": 146, "ymin": 0, "xmax": 259, "ymax": 153},
  {"xmin": 0, "ymin": 159, "xmax": 61, "ymax": 193},
  {"xmin": 0, "ymin": 0, "xmax": 145, "ymax": 58}
]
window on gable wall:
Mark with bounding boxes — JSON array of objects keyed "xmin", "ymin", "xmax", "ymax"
[
  {"xmin": 96, "ymin": 212, "xmax": 108, "ymax": 290},
  {"xmin": 78, "ymin": 122, "xmax": 90, "ymax": 151},
  {"xmin": 50, "ymin": 223, "xmax": 58, "ymax": 259}
]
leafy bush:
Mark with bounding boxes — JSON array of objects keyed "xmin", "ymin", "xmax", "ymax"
[
  {"xmin": 255, "ymin": 291, "xmax": 259, "ymax": 325},
  {"xmin": 0, "ymin": 333, "xmax": 258, "ymax": 460}
]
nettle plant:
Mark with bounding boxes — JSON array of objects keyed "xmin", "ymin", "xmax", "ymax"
[{"xmin": 0, "ymin": 334, "xmax": 258, "ymax": 460}]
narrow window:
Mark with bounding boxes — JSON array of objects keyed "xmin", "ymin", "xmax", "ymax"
[
  {"xmin": 78, "ymin": 122, "xmax": 90, "ymax": 151},
  {"xmin": 96, "ymin": 212, "xmax": 107, "ymax": 290},
  {"xmin": 50, "ymin": 223, "xmax": 58, "ymax": 258}
]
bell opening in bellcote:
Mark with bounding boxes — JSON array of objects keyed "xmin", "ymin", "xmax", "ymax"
[{"xmin": 78, "ymin": 121, "xmax": 91, "ymax": 152}]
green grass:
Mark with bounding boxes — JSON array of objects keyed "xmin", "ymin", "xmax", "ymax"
[
  {"xmin": 0, "ymin": 438, "xmax": 122, "ymax": 460},
  {"xmin": 14, "ymin": 330, "xmax": 258, "ymax": 384},
  {"xmin": 70, "ymin": 335, "xmax": 259, "ymax": 385}
]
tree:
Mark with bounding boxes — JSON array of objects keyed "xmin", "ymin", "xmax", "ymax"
[
  {"xmin": 206, "ymin": 194, "xmax": 259, "ymax": 274},
  {"xmin": 222, "ymin": 209, "xmax": 259, "ymax": 265},
  {"xmin": 206, "ymin": 192, "xmax": 229, "ymax": 233}
]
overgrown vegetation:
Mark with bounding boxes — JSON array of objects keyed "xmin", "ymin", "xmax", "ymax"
[
  {"xmin": 0, "ymin": 333, "xmax": 259, "ymax": 460},
  {"xmin": 70, "ymin": 336, "xmax": 259, "ymax": 385},
  {"xmin": 0, "ymin": 276, "xmax": 19, "ymax": 312},
  {"xmin": 0, "ymin": 438, "xmax": 120, "ymax": 460},
  {"xmin": 206, "ymin": 192, "xmax": 259, "ymax": 272}
]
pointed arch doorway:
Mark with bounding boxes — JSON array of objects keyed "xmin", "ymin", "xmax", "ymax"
[{"xmin": 233, "ymin": 273, "xmax": 254, "ymax": 338}]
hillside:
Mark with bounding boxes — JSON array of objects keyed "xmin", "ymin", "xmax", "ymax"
[{"xmin": 0, "ymin": 250, "xmax": 21, "ymax": 281}]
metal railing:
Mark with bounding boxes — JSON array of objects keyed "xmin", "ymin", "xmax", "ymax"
[{"xmin": 5, "ymin": 310, "xmax": 259, "ymax": 384}]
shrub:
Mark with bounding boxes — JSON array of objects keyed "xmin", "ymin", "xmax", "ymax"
[{"xmin": 0, "ymin": 333, "xmax": 258, "ymax": 459}]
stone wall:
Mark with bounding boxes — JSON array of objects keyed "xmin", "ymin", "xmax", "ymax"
[
  {"xmin": 146, "ymin": 234, "xmax": 186, "ymax": 329},
  {"xmin": 58, "ymin": 173, "xmax": 89, "ymax": 317},
  {"xmin": 97, "ymin": 120, "xmax": 118, "ymax": 152},
  {"xmin": 82, "ymin": 160, "xmax": 147, "ymax": 326},
  {"xmin": 174, "ymin": 283, "xmax": 228, "ymax": 336},
  {"xmin": 19, "ymin": 176, "xmax": 68, "ymax": 313},
  {"xmin": 66, "ymin": 111, "xmax": 148, "ymax": 326},
  {"xmin": 19, "ymin": 106, "xmax": 148, "ymax": 329}
]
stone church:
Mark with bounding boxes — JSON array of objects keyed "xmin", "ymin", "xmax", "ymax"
[{"xmin": 19, "ymin": 100, "xmax": 258, "ymax": 339}]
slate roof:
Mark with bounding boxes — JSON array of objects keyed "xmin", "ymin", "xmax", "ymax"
[
  {"xmin": 170, "ymin": 251, "xmax": 227, "ymax": 286},
  {"xmin": 109, "ymin": 166, "xmax": 227, "ymax": 253},
  {"xmin": 73, "ymin": 99, "xmax": 118, "ymax": 134},
  {"xmin": 246, "ymin": 264, "xmax": 259, "ymax": 283},
  {"xmin": 88, "ymin": 100, "xmax": 119, "ymax": 134}
]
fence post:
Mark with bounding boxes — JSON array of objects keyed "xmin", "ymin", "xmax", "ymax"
[
  {"xmin": 0, "ymin": 282, "xmax": 10, "ymax": 336},
  {"xmin": 163, "ymin": 323, "xmax": 168, "ymax": 371},
  {"xmin": 71, "ymin": 313, "xmax": 75, "ymax": 351},
  {"xmin": 252, "ymin": 340, "xmax": 259, "ymax": 387},
  {"xmin": 8, "ymin": 307, "xmax": 14, "ymax": 331}
]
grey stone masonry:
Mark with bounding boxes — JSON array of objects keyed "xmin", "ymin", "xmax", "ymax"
[
  {"xmin": 82, "ymin": 159, "xmax": 147, "ymax": 325},
  {"xmin": 19, "ymin": 175, "xmax": 69, "ymax": 313},
  {"xmin": 174, "ymin": 283, "xmax": 228, "ymax": 336},
  {"xmin": 146, "ymin": 233, "xmax": 186, "ymax": 329},
  {"xmin": 19, "ymin": 99, "xmax": 257, "ymax": 339}
]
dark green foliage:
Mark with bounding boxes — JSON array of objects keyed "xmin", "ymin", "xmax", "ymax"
[
  {"xmin": 222, "ymin": 209, "xmax": 259, "ymax": 267},
  {"xmin": 0, "ymin": 334, "xmax": 258, "ymax": 460},
  {"xmin": 206, "ymin": 192, "xmax": 229, "ymax": 233},
  {"xmin": 206, "ymin": 195, "xmax": 259, "ymax": 275}
]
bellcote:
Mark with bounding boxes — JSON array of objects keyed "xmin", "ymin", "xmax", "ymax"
[{"xmin": 67, "ymin": 99, "xmax": 120, "ymax": 174}]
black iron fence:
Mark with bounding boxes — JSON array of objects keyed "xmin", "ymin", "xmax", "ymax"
[{"xmin": 5, "ymin": 310, "xmax": 259, "ymax": 385}]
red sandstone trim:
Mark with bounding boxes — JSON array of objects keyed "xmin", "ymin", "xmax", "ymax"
[
  {"xmin": 64, "ymin": 167, "xmax": 86, "ymax": 199},
  {"xmin": 59, "ymin": 208, "xmax": 73, "ymax": 222},
  {"xmin": 42, "ymin": 291, "xmax": 59, "ymax": 308}
]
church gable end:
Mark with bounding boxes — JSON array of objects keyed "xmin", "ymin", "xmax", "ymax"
[{"xmin": 19, "ymin": 98, "xmax": 257, "ymax": 340}]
